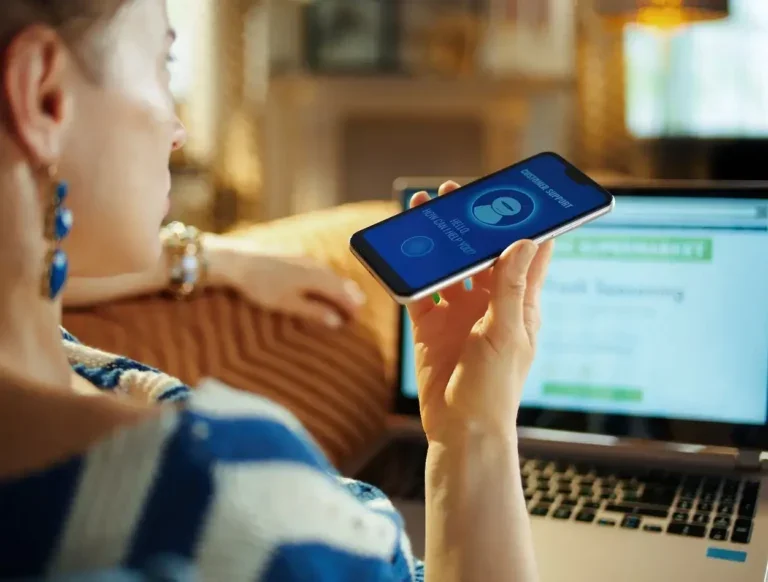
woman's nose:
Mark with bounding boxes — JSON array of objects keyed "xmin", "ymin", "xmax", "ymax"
[{"xmin": 172, "ymin": 119, "xmax": 187, "ymax": 151}]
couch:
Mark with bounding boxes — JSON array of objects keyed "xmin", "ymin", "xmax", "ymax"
[{"xmin": 62, "ymin": 201, "xmax": 401, "ymax": 469}]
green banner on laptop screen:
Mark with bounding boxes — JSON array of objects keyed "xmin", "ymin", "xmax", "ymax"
[{"xmin": 542, "ymin": 383, "xmax": 644, "ymax": 402}]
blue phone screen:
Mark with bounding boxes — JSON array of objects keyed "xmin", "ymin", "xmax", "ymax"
[{"xmin": 362, "ymin": 153, "xmax": 611, "ymax": 293}]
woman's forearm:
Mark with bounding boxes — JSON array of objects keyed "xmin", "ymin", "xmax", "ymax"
[
  {"xmin": 62, "ymin": 265, "xmax": 169, "ymax": 308},
  {"xmin": 424, "ymin": 430, "xmax": 538, "ymax": 582},
  {"xmin": 62, "ymin": 235, "xmax": 235, "ymax": 308}
]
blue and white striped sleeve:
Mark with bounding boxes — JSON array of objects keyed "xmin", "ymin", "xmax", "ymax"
[
  {"xmin": 0, "ymin": 380, "xmax": 422, "ymax": 581},
  {"xmin": 180, "ymin": 381, "xmax": 421, "ymax": 581},
  {"xmin": 338, "ymin": 478, "xmax": 425, "ymax": 582}
]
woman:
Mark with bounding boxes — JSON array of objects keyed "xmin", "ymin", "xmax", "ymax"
[{"xmin": 0, "ymin": 1, "xmax": 552, "ymax": 580}]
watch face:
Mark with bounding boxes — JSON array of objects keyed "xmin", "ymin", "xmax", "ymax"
[{"xmin": 171, "ymin": 255, "xmax": 202, "ymax": 286}]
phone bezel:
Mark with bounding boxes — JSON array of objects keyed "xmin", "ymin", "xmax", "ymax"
[{"xmin": 349, "ymin": 152, "xmax": 615, "ymax": 304}]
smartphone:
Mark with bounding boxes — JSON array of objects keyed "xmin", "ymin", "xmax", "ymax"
[{"xmin": 350, "ymin": 152, "xmax": 615, "ymax": 304}]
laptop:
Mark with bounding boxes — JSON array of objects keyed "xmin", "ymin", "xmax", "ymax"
[{"xmin": 351, "ymin": 180, "xmax": 768, "ymax": 582}]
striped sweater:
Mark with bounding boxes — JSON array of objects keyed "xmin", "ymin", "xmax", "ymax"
[{"xmin": 0, "ymin": 333, "xmax": 423, "ymax": 581}]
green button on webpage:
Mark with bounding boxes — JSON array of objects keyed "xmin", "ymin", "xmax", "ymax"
[{"xmin": 543, "ymin": 383, "xmax": 643, "ymax": 402}]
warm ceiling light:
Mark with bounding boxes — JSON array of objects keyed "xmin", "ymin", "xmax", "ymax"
[{"xmin": 594, "ymin": 0, "xmax": 729, "ymax": 29}]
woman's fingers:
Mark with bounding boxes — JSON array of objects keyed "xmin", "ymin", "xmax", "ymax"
[
  {"xmin": 409, "ymin": 190, "xmax": 431, "ymax": 209},
  {"xmin": 408, "ymin": 179, "xmax": 459, "ymax": 209},
  {"xmin": 522, "ymin": 240, "xmax": 554, "ymax": 343},
  {"xmin": 300, "ymin": 263, "xmax": 367, "ymax": 321},
  {"xmin": 471, "ymin": 267, "xmax": 494, "ymax": 292},
  {"xmin": 438, "ymin": 280, "xmax": 469, "ymax": 304},
  {"xmin": 482, "ymin": 240, "xmax": 539, "ymax": 354},
  {"xmin": 438, "ymin": 180, "xmax": 460, "ymax": 196},
  {"xmin": 290, "ymin": 299, "xmax": 347, "ymax": 329}
]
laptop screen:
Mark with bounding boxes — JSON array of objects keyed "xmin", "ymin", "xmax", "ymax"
[{"xmin": 398, "ymin": 187, "xmax": 768, "ymax": 441}]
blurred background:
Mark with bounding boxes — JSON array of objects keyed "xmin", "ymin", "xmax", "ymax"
[{"xmin": 165, "ymin": 0, "xmax": 767, "ymax": 232}]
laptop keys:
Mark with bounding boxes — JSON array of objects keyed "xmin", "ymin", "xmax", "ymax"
[
  {"xmin": 709, "ymin": 528, "xmax": 729, "ymax": 541},
  {"xmin": 552, "ymin": 507, "xmax": 572, "ymax": 520},
  {"xmin": 667, "ymin": 523, "xmax": 706, "ymax": 538},
  {"xmin": 604, "ymin": 504, "xmax": 634, "ymax": 514},
  {"xmin": 639, "ymin": 485, "xmax": 677, "ymax": 507},
  {"xmin": 692, "ymin": 513, "xmax": 710, "ymax": 525},
  {"xmin": 636, "ymin": 507, "xmax": 669, "ymax": 519},
  {"xmin": 516, "ymin": 457, "xmax": 757, "ymax": 544},
  {"xmin": 738, "ymin": 499, "xmax": 756, "ymax": 518},
  {"xmin": 731, "ymin": 518, "xmax": 753, "ymax": 544},
  {"xmin": 621, "ymin": 515, "xmax": 642, "ymax": 530},
  {"xmin": 575, "ymin": 510, "xmax": 596, "ymax": 523},
  {"xmin": 716, "ymin": 503, "xmax": 733, "ymax": 515},
  {"xmin": 712, "ymin": 516, "xmax": 730, "ymax": 528},
  {"xmin": 738, "ymin": 482, "xmax": 759, "ymax": 518}
]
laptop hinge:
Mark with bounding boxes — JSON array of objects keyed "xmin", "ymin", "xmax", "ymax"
[{"xmin": 735, "ymin": 449, "xmax": 764, "ymax": 472}]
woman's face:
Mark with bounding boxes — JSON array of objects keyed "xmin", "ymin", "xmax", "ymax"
[{"xmin": 53, "ymin": 0, "xmax": 185, "ymax": 276}]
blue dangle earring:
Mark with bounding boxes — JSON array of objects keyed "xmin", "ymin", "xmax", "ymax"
[{"xmin": 42, "ymin": 166, "xmax": 73, "ymax": 300}]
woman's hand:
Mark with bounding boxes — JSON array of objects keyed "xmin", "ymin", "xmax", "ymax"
[
  {"xmin": 408, "ymin": 182, "xmax": 554, "ymax": 443},
  {"xmin": 205, "ymin": 235, "xmax": 366, "ymax": 328}
]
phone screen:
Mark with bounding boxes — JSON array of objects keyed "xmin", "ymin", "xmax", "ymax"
[{"xmin": 352, "ymin": 152, "xmax": 613, "ymax": 297}]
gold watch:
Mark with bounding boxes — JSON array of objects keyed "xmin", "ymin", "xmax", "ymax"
[{"xmin": 160, "ymin": 221, "xmax": 208, "ymax": 299}]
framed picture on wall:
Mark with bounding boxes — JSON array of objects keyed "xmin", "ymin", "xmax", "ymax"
[
  {"xmin": 303, "ymin": 0, "xmax": 400, "ymax": 73},
  {"xmin": 398, "ymin": 0, "xmax": 487, "ymax": 76}
]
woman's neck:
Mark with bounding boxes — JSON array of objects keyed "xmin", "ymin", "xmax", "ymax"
[
  {"xmin": 0, "ymin": 277, "xmax": 71, "ymax": 388},
  {"xmin": 0, "ymin": 158, "xmax": 71, "ymax": 388}
]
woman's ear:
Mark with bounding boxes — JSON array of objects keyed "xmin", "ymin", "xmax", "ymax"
[{"xmin": 2, "ymin": 25, "xmax": 71, "ymax": 166}]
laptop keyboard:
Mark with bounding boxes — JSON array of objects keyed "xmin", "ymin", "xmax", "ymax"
[
  {"xmin": 353, "ymin": 441, "xmax": 760, "ymax": 545},
  {"xmin": 521, "ymin": 457, "xmax": 759, "ymax": 545}
]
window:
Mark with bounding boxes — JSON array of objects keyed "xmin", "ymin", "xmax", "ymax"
[
  {"xmin": 625, "ymin": 0, "xmax": 768, "ymax": 138},
  {"xmin": 167, "ymin": 0, "xmax": 209, "ymax": 100}
]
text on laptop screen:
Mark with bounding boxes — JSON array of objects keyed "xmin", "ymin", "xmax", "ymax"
[{"xmin": 400, "ymin": 194, "xmax": 768, "ymax": 426}]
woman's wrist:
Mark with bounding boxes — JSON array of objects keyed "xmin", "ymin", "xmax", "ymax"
[
  {"xmin": 200, "ymin": 233, "xmax": 240, "ymax": 288},
  {"xmin": 425, "ymin": 408, "xmax": 520, "ymax": 451},
  {"xmin": 425, "ymin": 424, "xmax": 523, "ymax": 521},
  {"xmin": 425, "ymin": 426, "xmax": 538, "ymax": 582},
  {"xmin": 426, "ymin": 425, "xmax": 521, "ymax": 477}
]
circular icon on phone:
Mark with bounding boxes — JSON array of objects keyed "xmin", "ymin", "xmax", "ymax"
[
  {"xmin": 401, "ymin": 235, "xmax": 435, "ymax": 258},
  {"xmin": 471, "ymin": 189, "xmax": 535, "ymax": 227}
]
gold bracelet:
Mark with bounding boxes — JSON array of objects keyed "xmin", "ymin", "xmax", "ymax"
[{"xmin": 160, "ymin": 221, "xmax": 208, "ymax": 299}]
